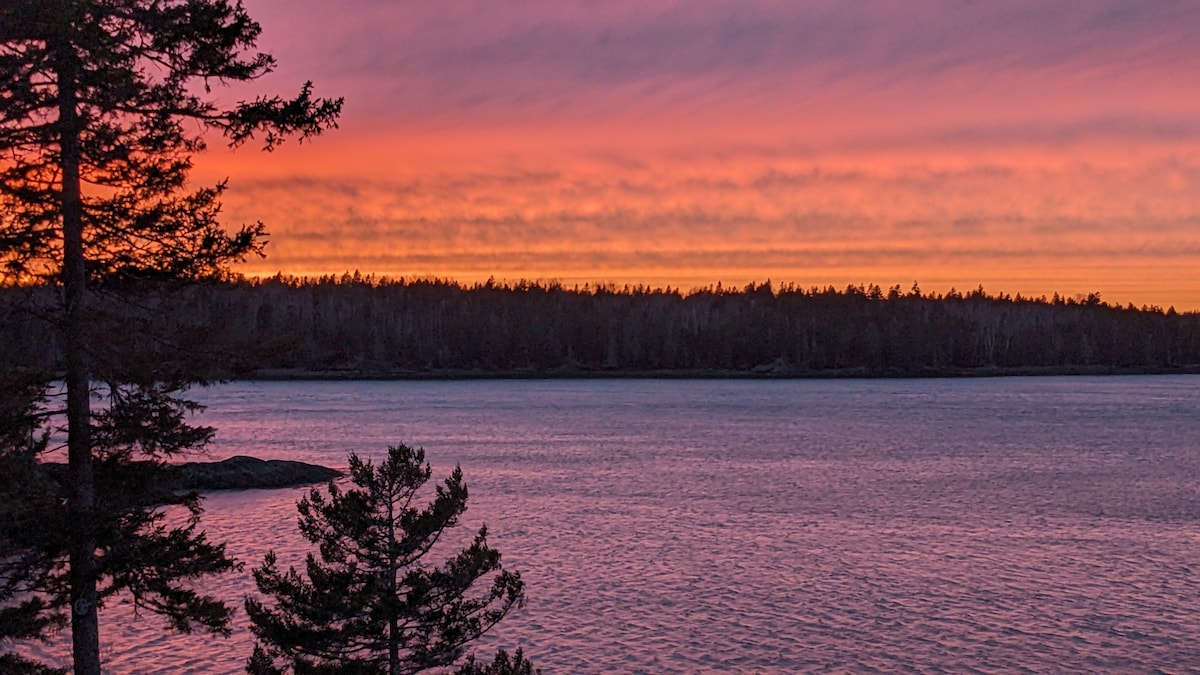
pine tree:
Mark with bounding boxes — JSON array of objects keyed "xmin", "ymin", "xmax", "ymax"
[
  {"xmin": 0, "ymin": 371, "xmax": 65, "ymax": 673},
  {"xmin": 245, "ymin": 444, "xmax": 529, "ymax": 675},
  {"xmin": 0, "ymin": 2, "xmax": 340, "ymax": 672}
]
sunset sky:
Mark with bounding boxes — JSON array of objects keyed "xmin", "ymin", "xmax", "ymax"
[{"xmin": 194, "ymin": 0, "xmax": 1200, "ymax": 309}]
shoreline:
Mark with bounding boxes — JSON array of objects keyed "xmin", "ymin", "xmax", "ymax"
[
  {"xmin": 33, "ymin": 456, "xmax": 343, "ymax": 495},
  {"xmin": 243, "ymin": 364, "xmax": 1200, "ymax": 381}
]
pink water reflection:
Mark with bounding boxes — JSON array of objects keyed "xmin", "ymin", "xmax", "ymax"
[{"xmin": 21, "ymin": 377, "xmax": 1200, "ymax": 672}]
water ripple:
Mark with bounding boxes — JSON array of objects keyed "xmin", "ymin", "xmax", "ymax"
[{"xmin": 18, "ymin": 377, "xmax": 1200, "ymax": 672}]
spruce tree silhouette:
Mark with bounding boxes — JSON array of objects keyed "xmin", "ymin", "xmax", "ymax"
[
  {"xmin": 0, "ymin": 2, "xmax": 340, "ymax": 671},
  {"xmin": 245, "ymin": 444, "xmax": 531, "ymax": 675}
]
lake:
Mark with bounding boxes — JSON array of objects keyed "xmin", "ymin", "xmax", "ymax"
[{"xmin": 22, "ymin": 376, "xmax": 1200, "ymax": 672}]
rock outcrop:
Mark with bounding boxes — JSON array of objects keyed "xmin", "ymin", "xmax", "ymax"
[
  {"xmin": 29, "ymin": 456, "xmax": 342, "ymax": 496},
  {"xmin": 171, "ymin": 456, "xmax": 342, "ymax": 491}
]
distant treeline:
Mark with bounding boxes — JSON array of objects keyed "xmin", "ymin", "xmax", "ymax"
[{"xmin": 6, "ymin": 274, "xmax": 1200, "ymax": 377}]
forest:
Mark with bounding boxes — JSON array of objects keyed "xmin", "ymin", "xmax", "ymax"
[{"xmin": 6, "ymin": 275, "xmax": 1199, "ymax": 378}]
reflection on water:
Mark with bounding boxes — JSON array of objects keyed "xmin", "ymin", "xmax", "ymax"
[{"xmin": 23, "ymin": 376, "xmax": 1200, "ymax": 672}]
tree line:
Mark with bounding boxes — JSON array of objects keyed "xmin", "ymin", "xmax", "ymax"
[{"xmin": 12, "ymin": 275, "xmax": 1192, "ymax": 377}]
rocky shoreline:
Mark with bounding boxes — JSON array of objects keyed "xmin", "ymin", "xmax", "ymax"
[
  {"xmin": 169, "ymin": 455, "xmax": 342, "ymax": 491},
  {"xmin": 35, "ymin": 456, "xmax": 342, "ymax": 495}
]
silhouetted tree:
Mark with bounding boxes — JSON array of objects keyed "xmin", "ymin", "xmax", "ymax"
[
  {"xmin": 0, "ymin": 1, "xmax": 340, "ymax": 672},
  {"xmin": 4, "ymin": 276, "xmax": 1199, "ymax": 385},
  {"xmin": 455, "ymin": 648, "xmax": 538, "ymax": 675},
  {"xmin": 245, "ymin": 444, "xmax": 528, "ymax": 675},
  {"xmin": 0, "ymin": 372, "xmax": 64, "ymax": 673}
]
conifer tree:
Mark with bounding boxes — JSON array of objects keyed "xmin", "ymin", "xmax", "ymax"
[
  {"xmin": 0, "ymin": 1, "xmax": 340, "ymax": 672},
  {"xmin": 245, "ymin": 444, "xmax": 530, "ymax": 675},
  {"xmin": 0, "ymin": 372, "xmax": 65, "ymax": 673}
]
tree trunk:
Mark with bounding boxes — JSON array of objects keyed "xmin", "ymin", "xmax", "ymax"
[
  {"xmin": 54, "ymin": 25, "xmax": 101, "ymax": 675},
  {"xmin": 388, "ymin": 494, "xmax": 400, "ymax": 675}
]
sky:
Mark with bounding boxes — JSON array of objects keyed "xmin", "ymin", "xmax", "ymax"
[{"xmin": 192, "ymin": 0, "xmax": 1200, "ymax": 309}]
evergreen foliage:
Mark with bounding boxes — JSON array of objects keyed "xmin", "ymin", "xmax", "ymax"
[
  {"xmin": 0, "ymin": 1, "xmax": 340, "ymax": 671},
  {"xmin": 245, "ymin": 444, "xmax": 528, "ymax": 675},
  {"xmin": 0, "ymin": 375, "xmax": 243, "ymax": 669},
  {"xmin": 12, "ymin": 276, "xmax": 1191, "ymax": 377},
  {"xmin": 0, "ymin": 372, "xmax": 63, "ymax": 672},
  {"xmin": 454, "ymin": 647, "xmax": 537, "ymax": 675}
]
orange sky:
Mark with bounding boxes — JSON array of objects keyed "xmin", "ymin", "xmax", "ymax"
[{"xmin": 193, "ymin": 1, "xmax": 1200, "ymax": 309}]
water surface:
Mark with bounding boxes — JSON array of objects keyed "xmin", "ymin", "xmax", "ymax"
[{"xmin": 24, "ymin": 377, "xmax": 1200, "ymax": 672}]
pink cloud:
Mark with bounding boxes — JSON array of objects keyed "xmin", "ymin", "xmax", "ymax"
[{"xmin": 199, "ymin": 1, "xmax": 1200, "ymax": 308}]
